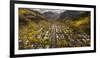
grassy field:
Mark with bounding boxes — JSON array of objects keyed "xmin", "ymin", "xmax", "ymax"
[{"xmin": 18, "ymin": 8, "xmax": 90, "ymax": 50}]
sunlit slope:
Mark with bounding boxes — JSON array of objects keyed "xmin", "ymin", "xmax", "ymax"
[
  {"xmin": 60, "ymin": 12, "xmax": 90, "ymax": 35},
  {"xmin": 19, "ymin": 8, "xmax": 45, "ymax": 25}
]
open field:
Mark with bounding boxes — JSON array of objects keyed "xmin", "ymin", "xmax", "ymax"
[{"xmin": 18, "ymin": 8, "xmax": 90, "ymax": 50}]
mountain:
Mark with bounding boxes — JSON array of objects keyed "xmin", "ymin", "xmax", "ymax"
[
  {"xmin": 19, "ymin": 8, "xmax": 90, "ymax": 25},
  {"xmin": 59, "ymin": 10, "xmax": 89, "ymax": 20},
  {"xmin": 43, "ymin": 11, "xmax": 60, "ymax": 20},
  {"xmin": 19, "ymin": 8, "xmax": 45, "ymax": 25}
]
